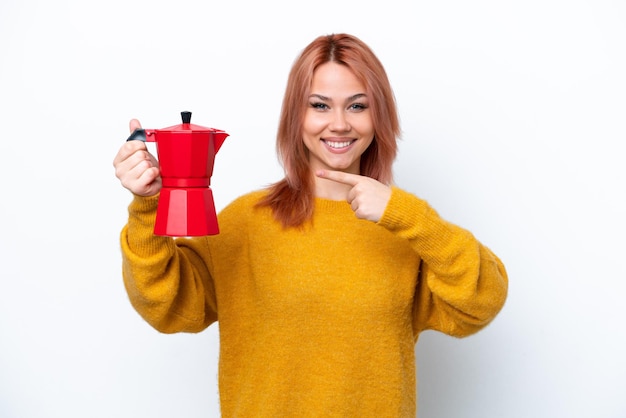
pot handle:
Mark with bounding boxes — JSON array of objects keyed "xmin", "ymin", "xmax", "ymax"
[{"xmin": 126, "ymin": 128, "xmax": 146, "ymax": 142}]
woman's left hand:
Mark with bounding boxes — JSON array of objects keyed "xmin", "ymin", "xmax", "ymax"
[{"xmin": 316, "ymin": 170, "xmax": 392, "ymax": 222}]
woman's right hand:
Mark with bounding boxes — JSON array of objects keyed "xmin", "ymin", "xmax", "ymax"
[{"xmin": 113, "ymin": 119, "xmax": 162, "ymax": 197}]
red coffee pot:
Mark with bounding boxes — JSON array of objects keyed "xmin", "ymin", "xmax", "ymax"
[{"xmin": 127, "ymin": 111, "xmax": 229, "ymax": 236}]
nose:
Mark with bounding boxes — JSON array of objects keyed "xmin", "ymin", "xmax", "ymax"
[{"xmin": 329, "ymin": 109, "xmax": 350, "ymax": 132}]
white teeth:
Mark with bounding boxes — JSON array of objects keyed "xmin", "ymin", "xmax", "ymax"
[{"xmin": 325, "ymin": 140, "xmax": 353, "ymax": 149}]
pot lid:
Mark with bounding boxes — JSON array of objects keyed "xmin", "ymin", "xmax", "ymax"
[{"xmin": 157, "ymin": 111, "xmax": 226, "ymax": 133}]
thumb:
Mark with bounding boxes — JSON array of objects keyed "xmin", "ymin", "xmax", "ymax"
[{"xmin": 129, "ymin": 118, "xmax": 142, "ymax": 134}]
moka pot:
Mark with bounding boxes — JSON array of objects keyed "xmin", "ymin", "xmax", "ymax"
[{"xmin": 127, "ymin": 111, "xmax": 229, "ymax": 236}]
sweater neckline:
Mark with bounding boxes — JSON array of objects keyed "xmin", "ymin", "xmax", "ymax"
[{"xmin": 314, "ymin": 197, "xmax": 351, "ymax": 211}]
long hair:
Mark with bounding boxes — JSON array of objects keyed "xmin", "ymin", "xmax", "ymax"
[{"xmin": 257, "ymin": 33, "xmax": 400, "ymax": 228}]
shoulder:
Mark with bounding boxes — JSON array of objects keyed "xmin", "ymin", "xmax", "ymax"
[
  {"xmin": 378, "ymin": 186, "xmax": 434, "ymax": 229},
  {"xmin": 217, "ymin": 189, "xmax": 272, "ymax": 225},
  {"xmin": 385, "ymin": 186, "xmax": 429, "ymax": 214},
  {"xmin": 221, "ymin": 189, "xmax": 268, "ymax": 213}
]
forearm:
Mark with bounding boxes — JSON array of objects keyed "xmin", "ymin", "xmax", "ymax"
[
  {"xmin": 120, "ymin": 194, "xmax": 215, "ymax": 333},
  {"xmin": 380, "ymin": 187, "xmax": 508, "ymax": 335}
]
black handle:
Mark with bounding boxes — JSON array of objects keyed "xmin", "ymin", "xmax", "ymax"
[{"xmin": 126, "ymin": 128, "xmax": 146, "ymax": 142}]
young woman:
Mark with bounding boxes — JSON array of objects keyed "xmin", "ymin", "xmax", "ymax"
[{"xmin": 113, "ymin": 33, "xmax": 508, "ymax": 417}]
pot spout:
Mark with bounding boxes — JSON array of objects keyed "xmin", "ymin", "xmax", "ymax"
[{"xmin": 213, "ymin": 131, "xmax": 229, "ymax": 154}]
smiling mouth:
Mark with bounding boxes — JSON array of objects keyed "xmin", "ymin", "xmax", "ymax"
[{"xmin": 323, "ymin": 139, "xmax": 355, "ymax": 149}]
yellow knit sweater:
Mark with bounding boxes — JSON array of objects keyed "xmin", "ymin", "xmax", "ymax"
[{"xmin": 120, "ymin": 187, "xmax": 508, "ymax": 417}]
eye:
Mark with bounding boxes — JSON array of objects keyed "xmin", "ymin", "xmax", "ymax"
[
  {"xmin": 310, "ymin": 101, "xmax": 329, "ymax": 110},
  {"xmin": 349, "ymin": 102, "xmax": 368, "ymax": 112}
]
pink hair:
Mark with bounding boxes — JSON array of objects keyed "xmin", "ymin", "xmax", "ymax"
[{"xmin": 257, "ymin": 33, "xmax": 400, "ymax": 227}]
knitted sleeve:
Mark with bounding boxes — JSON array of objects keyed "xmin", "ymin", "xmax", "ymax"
[
  {"xmin": 377, "ymin": 187, "xmax": 508, "ymax": 337},
  {"xmin": 119, "ymin": 194, "xmax": 218, "ymax": 334}
]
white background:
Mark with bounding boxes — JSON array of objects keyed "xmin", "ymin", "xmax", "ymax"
[{"xmin": 1, "ymin": 1, "xmax": 624, "ymax": 417}]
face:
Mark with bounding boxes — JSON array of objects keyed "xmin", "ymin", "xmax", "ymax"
[{"xmin": 303, "ymin": 62, "xmax": 375, "ymax": 175}]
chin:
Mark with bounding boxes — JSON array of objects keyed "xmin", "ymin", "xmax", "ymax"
[{"xmin": 329, "ymin": 164, "xmax": 358, "ymax": 173}]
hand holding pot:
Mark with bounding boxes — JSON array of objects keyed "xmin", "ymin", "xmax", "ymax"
[{"xmin": 113, "ymin": 119, "xmax": 162, "ymax": 197}]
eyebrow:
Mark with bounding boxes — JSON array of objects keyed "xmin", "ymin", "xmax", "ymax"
[{"xmin": 309, "ymin": 93, "xmax": 368, "ymax": 101}]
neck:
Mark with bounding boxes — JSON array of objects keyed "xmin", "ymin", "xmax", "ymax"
[{"xmin": 313, "ymin": 176, "xmax": 351, "ymax": 201}]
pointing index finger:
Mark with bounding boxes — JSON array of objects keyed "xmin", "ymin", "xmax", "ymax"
[{"xmin": 316, "ymin": 169, "xmax": 361, "ymax": 186}]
